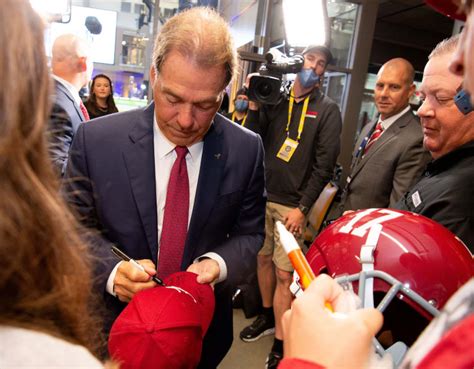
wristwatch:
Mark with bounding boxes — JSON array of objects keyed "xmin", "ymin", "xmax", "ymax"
[{"xmin": 298, "ymin": 204, "xmax": 310, "ymax": 216}]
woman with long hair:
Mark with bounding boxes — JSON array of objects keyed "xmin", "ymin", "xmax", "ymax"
[
  {"xmin": 85, "ymin": 74, "xmax": 119, "ymax": 119},
  {"xmin": 0, "ymin": 0, "xmax": 105, "ymax": 366}
]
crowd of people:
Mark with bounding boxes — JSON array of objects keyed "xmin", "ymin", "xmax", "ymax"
[{"xmin": 0, "ymin": 0, "xmax": 472, "ymax": 369}]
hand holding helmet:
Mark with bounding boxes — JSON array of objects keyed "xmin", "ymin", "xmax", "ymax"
[{"xmin": 282, "ymin": 274, "xmax": 384, "ymax": 369}]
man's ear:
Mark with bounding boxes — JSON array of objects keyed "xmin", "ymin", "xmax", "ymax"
[
  {"xmin": 78, "ymin": 56, "xmax": 88, "ymax": 72},
  {"xmin": 150, "ymin": 65, "xmax": 157, "ymax": 84}
]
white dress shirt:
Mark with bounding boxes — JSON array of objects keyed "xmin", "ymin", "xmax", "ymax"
[
  {"xmin": 378, "ymin": 105, "xmax": 411, "ymax": 132},
  {"xmin": 153, "ymin": 119, "xmax": 203, "ymax": 238}
]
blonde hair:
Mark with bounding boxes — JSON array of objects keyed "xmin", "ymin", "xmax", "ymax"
[
  {"xmin": 152, "ymin": 7, "xmax": 237, "ymax": 87},
  {"xmin": 0, "ymin": 0, "xmax": 103, "ymax": 356}
]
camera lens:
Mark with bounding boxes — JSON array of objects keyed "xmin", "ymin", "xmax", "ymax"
[
  {"xmin": 248, "ymin": 75, "xmax": 282, "ymax": 105},
  {"xmin": 257, "ymin": 82, "xmax": 273, "ymax": 98}
]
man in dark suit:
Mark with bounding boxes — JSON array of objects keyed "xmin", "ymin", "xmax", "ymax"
[
  {"xmin": 48, "ymin": 34, "xmax": 92, "ymax": 176},
  {"xmin": 341, "ymin": 58, "xmax": 431, "ymax": 211},
  {"xmin": 64, "ymin": 8, "xmax": 266, "ymax": 369}
]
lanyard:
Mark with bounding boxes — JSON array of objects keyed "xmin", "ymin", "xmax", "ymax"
[
  {"xmin": 354, "ymin": 136, "xmax": 369, "ymax": 159},
  {"xmin": 354, "ymin": 122, "xmax": 380, "ymax": 158},
  {"xmin": 287, "ymin": 90, "xmax": 310, "ymax": 142},
  {"xmin": 231, "ymin": 111, "xmax": 247, "ymax": 127}
]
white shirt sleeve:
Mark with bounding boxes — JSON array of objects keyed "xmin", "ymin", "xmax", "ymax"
[
  {"xmin": 106, "ymin": 261, "xmax": 123, "ymax": 297},
  {"xmin": 194, "ymin": 252, "xmax": 228, "ymax": 283}
]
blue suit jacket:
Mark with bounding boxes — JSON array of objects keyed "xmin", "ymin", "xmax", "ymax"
[
  {"xmin": 48, "ymin": 80, "xmax": 87, "ymax": 175},
  {"xmin": 64, "ymin": 103, "xmax": 266, "ymax": 367}
]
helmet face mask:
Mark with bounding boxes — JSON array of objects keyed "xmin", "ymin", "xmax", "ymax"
[{"xmin": 307, "ymin": 209, "xmax": 473, "ymax": 363}]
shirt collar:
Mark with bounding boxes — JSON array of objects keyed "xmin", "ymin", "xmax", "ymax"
[
  {"xmin": 53, "ymin": 75, "xmax": 82, "ymax": 105},
  {"xmin": 378, "ymin": 105, "xmax": 411, "ymax": 130},
  {"xmin": 153, "ymin": 114, "xmax": 204, "ymax": 161},
  {"xmin": 426, "ymin": 140, "xmax": 474, "ymax": 175}
]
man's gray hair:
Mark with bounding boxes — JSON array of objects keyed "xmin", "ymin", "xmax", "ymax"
[
  {"xmin": 428, "ymin": 34, "xmax": 461, "ymax": 59},
  {"xmin": 152, "ymin": 7, "xmax": 237, "ymax": 88}
]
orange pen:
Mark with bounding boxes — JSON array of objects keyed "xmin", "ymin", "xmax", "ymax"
[{"xmin": 276, "ymin": 221, "xmax": 333, "ymax": 311}]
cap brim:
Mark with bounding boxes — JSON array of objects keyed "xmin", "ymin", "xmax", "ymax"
[
  {"xmin": 108, "ymin": 272, "xmax": 215, "ymax": 369},
  {"xmin": 302, "ymin": 45, "xmax": 333, "ymax": 65}
]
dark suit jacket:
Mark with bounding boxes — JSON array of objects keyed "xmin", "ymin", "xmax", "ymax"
[
  {"xmin": 343, "ymin": 109, "xmax": 431, "ymax": 211},
  {"xmin": 64, "ymin": 103, "xmax": 266, "ymax": 368},
  {"xmin": 48, "ymin": 80, "xmax": 87, "ymax": 175}
]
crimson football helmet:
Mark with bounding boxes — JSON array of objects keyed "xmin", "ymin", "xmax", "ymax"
[{"xmin": 306, "ymin": 208, "xmax": 473, "ymax": 362}]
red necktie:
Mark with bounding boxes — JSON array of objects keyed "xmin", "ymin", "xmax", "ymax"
[
  {"xmin": 158, "ymin": 146, "xmax": 189, "ymax": 279},
  {"xmin": 79, "ymin": 101, "xmax": 90, "ymax": 121},
  {"xmin": 363, "ymin": 122, "xmax": 384, "ymax": 155}
]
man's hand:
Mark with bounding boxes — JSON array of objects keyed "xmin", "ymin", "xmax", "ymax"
[
  {"xmin": 113, "ymin": 259, "xmax": 157, "ymax": 303},
  {"xmin": 282, "ymin": 274, "xmax": 383, "ymax": 369},
  {"xmin": 186, "ymin": 258, "xmax": 220, "ymax": 286},
  {"xmin": 244, "ymin": 72, "xmax": 261, "ymax": 111},
  {"xmin": 284, "ymin": 207, "xmax": 306, "ymax": 237}
]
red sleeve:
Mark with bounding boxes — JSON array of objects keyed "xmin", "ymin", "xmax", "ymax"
[
  {"xmin": 278, "ymin": 357, "xmax": 326, "ymax": 369},
  {"xmin": 416, "ymin": 315, "xmax": 474, "ymax": 369}
]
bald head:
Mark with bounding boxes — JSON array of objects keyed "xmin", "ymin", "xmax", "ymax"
[
  {"xmin": 374, "ymin": 58, "xmax": 416, "ymax": 120},
  {"xmin": 379, "ymin": 58, "xmax": 415, "ymax": 86},
  {"xmin": 51, "ymin": 34, "xmax": 92, "ymax": 90},
  {"xmin": 52, "ymin": 34, "xmax": 89, "ymax": 63}
]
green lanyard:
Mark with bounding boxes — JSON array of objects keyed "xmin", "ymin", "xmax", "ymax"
[{"xmin": 287, "ymin": 89, "xmax": 310, "ymax": 142}]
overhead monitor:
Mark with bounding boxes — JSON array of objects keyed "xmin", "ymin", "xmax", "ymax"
[{"xmin": 45, "ymin": 6, "xmax": 117, "ymax": 65}]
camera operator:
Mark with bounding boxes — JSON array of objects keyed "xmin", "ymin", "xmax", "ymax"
[
  {"xmin": 241, "ymin": 45, "xmax": 342, "ymax": 369},
  {"xmin": 225, "ymin": 87, "xmax": 249, "ymax": 126}
]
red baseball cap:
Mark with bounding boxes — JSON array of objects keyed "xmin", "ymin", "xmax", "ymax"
[
  {"xmin": 426, "ymin": 0, "xmax": 466, "ymax": 21},
  {"xmin": 108, "ymin": 271, "xmax": 215, "ymax": 369}
]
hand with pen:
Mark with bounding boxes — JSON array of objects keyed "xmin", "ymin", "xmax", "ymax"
[
  {"xmin": 111, "ymin": 246, "xmax": 165, "ymax": 303},
  {"xmin": 114, "ymin": 259, "xmax": 158, "ymax": 303}
]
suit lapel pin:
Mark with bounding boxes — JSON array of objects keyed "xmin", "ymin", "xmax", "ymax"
[{"xmin": 214, "ymin": 153, "xmax": 221, "ymax": 160}]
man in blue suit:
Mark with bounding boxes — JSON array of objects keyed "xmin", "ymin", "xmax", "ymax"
[
  {"xmin": 48, "ymin": 34, "xmax": 93, "ymax": 176},
  {"xmin": 64, "ymin": 7, "xmax": 266, "ymax": 369}
]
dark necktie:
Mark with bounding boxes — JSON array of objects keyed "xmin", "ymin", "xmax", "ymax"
[
  {"xmin": 158, "ymin": 146, "xmax": 189, "ymax": 279},
  {"xmin": 363, "ymin": 121, "xmax": 384, "ymax": 155},
  {"xmin": 79, "ymin": 101, "xmax": 90, "ymax": 121}
]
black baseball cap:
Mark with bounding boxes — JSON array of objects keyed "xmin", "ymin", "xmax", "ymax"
[{"xmin": 235, "ymin": 87, "xmax": 248, "ymax": 98}]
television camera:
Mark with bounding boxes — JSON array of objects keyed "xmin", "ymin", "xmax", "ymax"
[{"xmin": 248, "ymin": 48, "xmax": 304, "ymax": 105}]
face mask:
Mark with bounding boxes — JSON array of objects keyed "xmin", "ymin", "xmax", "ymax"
[
  {"xmin": 235, "ymin": 99, "xmax": 249, "ymax": 112},
  {"xmin": 297, "ymin": 68, "xmax": 320, "ymax": 89}
]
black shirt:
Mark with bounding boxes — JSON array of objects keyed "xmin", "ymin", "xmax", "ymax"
[
  {"xmin": 394, "ymin": 141, "xmax": 474, "ymax": 253},
  {"xmin": 225, "ymin": 111, "xmax": 246, "ymax": 126},
  {"xmin": 84, "ymin": 100, "xmax": 118, "ymax": 120},
  {"xmin": 246, "ymin": 87, "xmax": 342, "ymax": 208}
]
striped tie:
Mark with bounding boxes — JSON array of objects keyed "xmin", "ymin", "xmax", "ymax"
[{"xmin": 363, "ymin": 122, "xmax": 384, "ymax": 155}]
